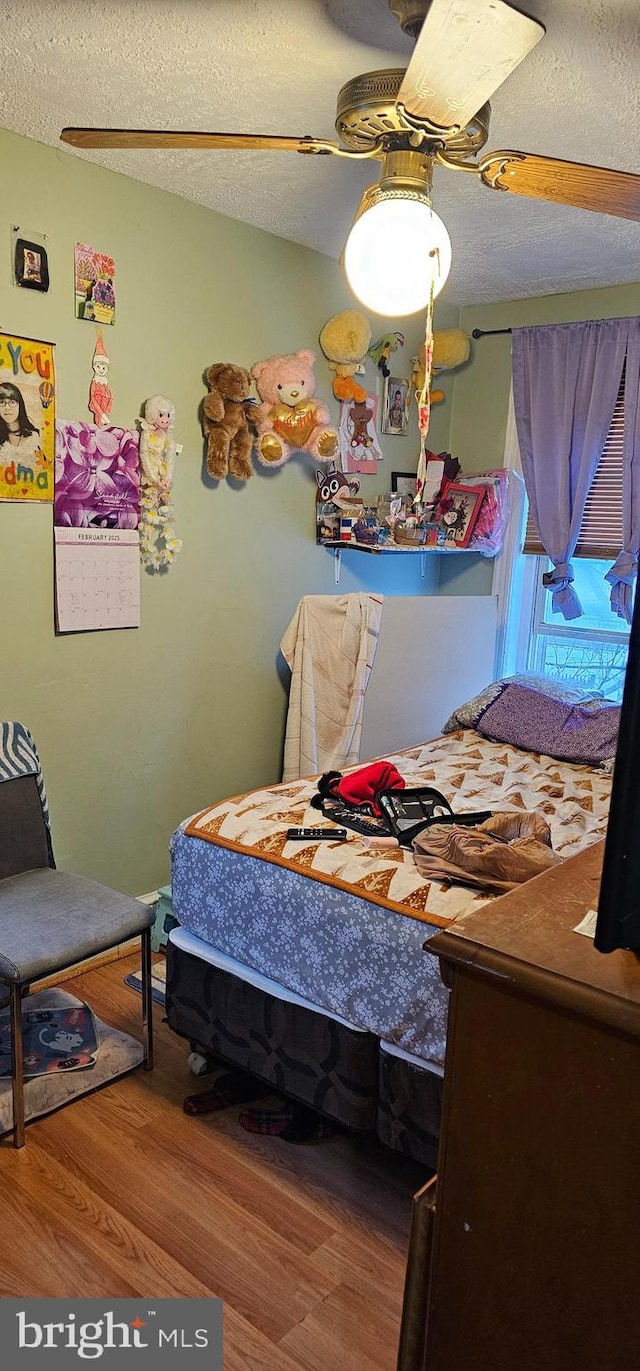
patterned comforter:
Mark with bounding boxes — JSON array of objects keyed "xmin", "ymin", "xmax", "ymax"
[
  {"xmin": 183, "ymin": 730, "xmax": 611, "ymax": 930},
  {"xmin": 170, "ymin": 732, "xmax": 610, "ymax": 1065}
]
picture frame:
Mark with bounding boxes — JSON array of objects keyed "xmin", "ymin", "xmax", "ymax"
[
  {"xmin": 381, "ymin": 375, "xmax": 410, "ymax": 435},
  {"xmin": 391, "ymin": 472, "xmax": 418, "ymax": 498},
  {"xmin": 14, "ymin": 236, "xmax": 49, "ymax": 292},
  {"xmin": 436, "ymin": 482, "xmax": 486, "ymax": 548}
]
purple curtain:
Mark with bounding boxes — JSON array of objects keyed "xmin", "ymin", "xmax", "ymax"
[
  {"xmin": 606, "ymin": 318, "xmax": 640, "ymax": 623},
  {"xmin": 512, "ymin": 319, "xmax": 628, "ymax": 619}
]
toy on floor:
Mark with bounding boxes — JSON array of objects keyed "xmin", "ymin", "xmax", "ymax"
[
  {"xmin": 139, "ymin": 394, "xmax": 183, "ymax": 571},
  {"xmin": 202, "ymin": 362, "xmax": 255, "ymax": 482},
  {"xmin": 250, "ymin": 348, "xmax": 338, "ymax": 468},
  {"xmin": 319, "ymin": 309, "xmax": 371, "ymax": 403},
  {"xmin": 88, "ymin": 331, "xmax": 113, "ymax": 426}
]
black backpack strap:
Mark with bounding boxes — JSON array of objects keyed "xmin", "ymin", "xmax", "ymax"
[{"xmin": 400, "ymin": 809, "xmax": 494, "ymax": 848}]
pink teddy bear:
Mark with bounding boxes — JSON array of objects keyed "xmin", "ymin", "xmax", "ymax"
[{"xmin": 250, "ymin": 348, "xmax": 338, "ymax": 468}]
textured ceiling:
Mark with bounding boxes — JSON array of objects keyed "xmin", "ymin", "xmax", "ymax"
[{"xmin": 1, "ymin": 0, "xmax": 639, "ymax": 306}]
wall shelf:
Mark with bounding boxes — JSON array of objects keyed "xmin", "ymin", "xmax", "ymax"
[{"xmin": 321, "ymin": 540, "xmax": 484, "ymax": 584}]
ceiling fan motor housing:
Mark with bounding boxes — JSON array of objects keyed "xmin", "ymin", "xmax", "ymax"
[{"xmin": 335, "ymin": 70, "xmax": 490, "ymax": 157}]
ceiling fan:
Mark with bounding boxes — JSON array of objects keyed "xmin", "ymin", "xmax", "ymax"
[{"xmin": 60, "ymin": 0, "xmax": 640, "ymax": 317}]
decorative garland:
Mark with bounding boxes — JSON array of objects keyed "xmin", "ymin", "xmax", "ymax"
[
  {"xmin": 138, "ymin": 395, "xmax": 183, "ymax": 571},
  {"xmin": 413, "ymin": 262, "xmax": 437, "ymax": 507}
]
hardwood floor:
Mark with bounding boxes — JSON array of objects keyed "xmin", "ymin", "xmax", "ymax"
[{"xmin": 0, "ymin": 954, "xmax": 430, "ymax": 1370}]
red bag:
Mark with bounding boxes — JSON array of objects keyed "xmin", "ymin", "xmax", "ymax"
[{"xmin": 335, "ymin": 761, "xmax": 405, "ymax": 815}]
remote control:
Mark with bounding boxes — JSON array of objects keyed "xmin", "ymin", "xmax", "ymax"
[{"xmin": 286, "ymin": 827, "xmax": 348, "ymax": 841}]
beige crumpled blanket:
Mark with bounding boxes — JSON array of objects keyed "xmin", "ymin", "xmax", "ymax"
[
  {"xmin": 280, "ymin": 592, "xmax": 384, "ymax": 782},
  {"xmin": 412, "ymin": 811, "xmax": 563, "ymax": 894}
]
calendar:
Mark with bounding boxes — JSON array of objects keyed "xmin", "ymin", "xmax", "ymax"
[{"xmin": 54, "ymin": 528, "xmax": 140, "ymax": 632}]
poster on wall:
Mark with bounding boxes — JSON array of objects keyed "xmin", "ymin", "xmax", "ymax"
[
  {"xmin": 74, "ymin": 242, "xmax": 116, "ymax": 324},
  {"xmin": 338, "ymin": 394, "xmax": 383, "ymax": 475},
  {"xmin": 0, "ymin": 331, "xmax": 55, "ymax": 503},
  {"xmin": 54, "ymin": 420, "xmax": 141, "ymax": 633}
]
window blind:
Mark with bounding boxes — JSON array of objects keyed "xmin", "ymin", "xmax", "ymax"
[{"xmin": 524, "ymin": 368, "xmax": 625, "ymax": 559}]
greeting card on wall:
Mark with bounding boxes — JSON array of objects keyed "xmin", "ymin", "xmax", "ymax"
[
  {"xmin": 74, "ymin": 242, "xmax": 116, "ymax": 324},
  {"xmin": 0, "ymin": 332, "xmax": 55, "ymax": 503},
  {"xmin": 339, "ymin": 394, "xmax": 383, "ymax": 475}
]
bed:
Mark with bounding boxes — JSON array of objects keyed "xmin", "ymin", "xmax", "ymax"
[{"xmin": 166, "ymin": 682, "xmax": 614, "ymax": 1167}]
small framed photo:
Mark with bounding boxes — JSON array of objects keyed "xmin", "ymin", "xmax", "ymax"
[
  {"xmin": 391, "ymin": 472, "xmax": 418, "ymax": 498},
  {"xmin": 382, "ymin": 375, "xmax": 410, "ymax": 435},
  {"xmin": 14, "ymin": 236, "xmax": 50, "ymax": 292},
  {"xmin": 436, "ymin": 482, "xmax": 486, "ymax": 548}
]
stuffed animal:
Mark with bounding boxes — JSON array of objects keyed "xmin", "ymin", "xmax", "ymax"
[
  {"xmin": 139, "ymin": 394, "xmax": 183, "ymax": 571},
  {"xmin": 433, "ymin": 329, "xmax": 471, "ymax": 372},
  {"xmin": 319, "ymin": 309, "xmax": 371, "ymax": 403},
  {"xmin": 368, "ymin": 331, "xmax": 405, "ymax": 378},
  {"xmin": 202, "ymin": 362, "xmax": 255, "ymax": 481},
  {"xmin": 250, "ymin": 349, "xmax": 338, "ymax": 468},
  {"xmin": 411, "ymin": 329, "xmax": 471, "ymax": 402}
]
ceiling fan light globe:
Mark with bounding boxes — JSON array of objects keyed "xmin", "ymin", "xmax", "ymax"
[{"xmin": 344, "ymin": 197, "xmax": 451, "ymax": 318}]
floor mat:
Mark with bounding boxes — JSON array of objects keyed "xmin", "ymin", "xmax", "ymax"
[{"xmin": 124, "ymin": 960, "xmax": 166, "ymax": 1007}]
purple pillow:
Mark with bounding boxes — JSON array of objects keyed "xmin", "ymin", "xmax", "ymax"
[{"xmin": 476, "ymin": 682, "xmax": 620, "ymax": 765}]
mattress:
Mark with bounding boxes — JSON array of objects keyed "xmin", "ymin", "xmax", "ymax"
[{"xmin": 170, "ymin": 730, "xmax": 611, "ymax": 1069}]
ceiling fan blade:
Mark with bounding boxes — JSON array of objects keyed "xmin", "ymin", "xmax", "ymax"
[
  {"xmin": 397, "ymin": 0, "xmax": 544, "ymax": 132},
  {"xmin": 479, "ymin": 151, "xmax": 640, "ymax": 220},
  {"xmin": 60, "ymin": 128, "xmax": 337, "ymax": 153}
]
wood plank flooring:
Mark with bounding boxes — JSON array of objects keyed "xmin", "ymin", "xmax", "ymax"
[{"xmin": 0, "ymin": 954, "xmax": 431, "ymax": 1370}]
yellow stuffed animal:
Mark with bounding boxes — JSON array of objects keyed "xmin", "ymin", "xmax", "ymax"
[
  {"xmin": 411, "ymin": 329, "xmax": 471, "ymax": 403},
  {"xmin": 319, "ymin": 309, "xmax": 372, "ymax": 403}
]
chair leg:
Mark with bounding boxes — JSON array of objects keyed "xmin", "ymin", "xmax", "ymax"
[
  {"xmin": 10, "ymin": 984, "xmax": 25, "ymax": 1149},
  {"xmin": 140, "ymin": 927, "xmax": 154, "ymax": 1071}
]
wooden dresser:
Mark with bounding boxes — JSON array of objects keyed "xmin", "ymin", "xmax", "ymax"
[{"xmin": 398, "ymin": 841, "xmax": 640, "ymax": 1371}]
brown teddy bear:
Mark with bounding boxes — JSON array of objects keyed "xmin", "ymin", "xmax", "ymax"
[{"xmin": 202, "ymin": 362, "xmax": 255, "ymax": 481}]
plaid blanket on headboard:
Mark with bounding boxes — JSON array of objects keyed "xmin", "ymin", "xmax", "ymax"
[{"xmin": 0, "ymin": 721, "xmax": 53, "ymax": 863}]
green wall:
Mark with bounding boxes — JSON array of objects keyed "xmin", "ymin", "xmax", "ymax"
[
  {"xmin": 0, "ymin": 127, "xmax": 454, "ymax": 894},
  {"xmin": 438, "ymin": 280, "xmax": 640, "ymax": 597}
]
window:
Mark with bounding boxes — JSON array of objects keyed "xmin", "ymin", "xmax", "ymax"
[
  {"xmin": 495, "ymin": 382, "xmax": 631, "ymax": 700},
  {"xmin": 524, "ymin": 556, "xmax": 630, "ymax": 701},
  {"xmin": 524, "ymin": 369, "xmax": 625, "ymax": 560},
  {"xmin": 521, "ymin": 368, "xmax": 630, "ymax": 700}
]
